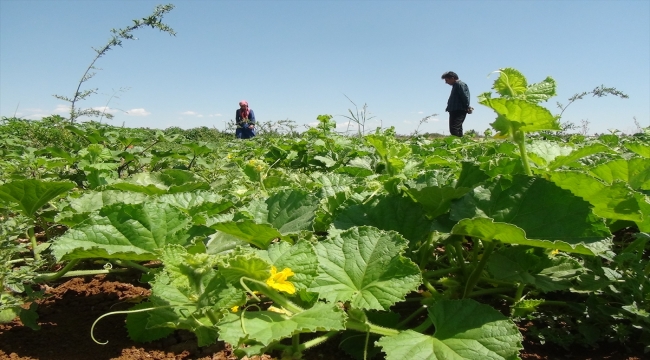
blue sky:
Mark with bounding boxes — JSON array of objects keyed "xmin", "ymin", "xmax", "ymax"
[{"xmin": 1, "ymin": 0, "xmax": 648, "ymax": 136}]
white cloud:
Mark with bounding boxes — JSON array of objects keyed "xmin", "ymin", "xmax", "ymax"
[
  {"xmin": 126, "ymin": 108, "xmax": 151, "ymax": 116},
  {"xmin": 27, "ymin": 113, "xmax": 50, "ymax": 119},
  {"xmin": 54, "ymin": 104, "xmax": 70, "ymax": 113},
  {"xmin": 197, "ymin": 114, "xmax": 204, "ymax": 118},
  {"xmin": 336, "ymin": 121, "xmax": 359, "ymax": 130},
  {"xmin": 181, "ymin": 111, "xmax": 197, "ymax": 115},
  {"xmin": 92, "ymin": 106, "xmax": 117, "ymax": 114},
  {"xmin": 208, "ymin": 113, "xmax": 222, "ymax": 117}
]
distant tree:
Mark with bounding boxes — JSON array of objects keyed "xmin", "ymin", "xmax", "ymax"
[{"xmin": 54, "ymin": 4, "xmax": 176, "ymax": 123}]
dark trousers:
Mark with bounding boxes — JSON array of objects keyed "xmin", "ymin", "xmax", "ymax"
[
  {"xmin": 236, "ymin": 127, "xmax": 256, "ymax": 139},
  {"xmin": 449, "ymin": 110, "xmax": 467, "ymax": 137}
]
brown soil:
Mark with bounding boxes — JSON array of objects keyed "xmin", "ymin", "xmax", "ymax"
[{"xmin": 0, "ymin": 275, "xmax": 644, "ymax": 360}]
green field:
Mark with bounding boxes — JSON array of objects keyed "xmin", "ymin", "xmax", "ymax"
[{"xmin": 1, "ymin": 70, "xmax": 648, "ymax": 359}]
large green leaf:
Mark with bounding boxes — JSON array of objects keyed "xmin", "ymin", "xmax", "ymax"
[
  {"xmin": 125, "ymin": 302, "xmax": 175, "ymax": 343},
  {"xmin": 548, "ymin": 171, "xmax": 644, "ymax": 222},
  {"xmin": 451, "ymin": 175, "xmax": 612, "ymax": 255},
  {"xmin": 137, "ymin": 246, "xmax": 244, "ymax": 347},
  {"xmin": 480, "ymin": 98, "xmax": 560, "ymax": 136},
  {"xmin": 240, "ymin": 189, "xmax": 319, "ymax": 235},
  {"xmin": 310, "ymin": 226, "xmax": 421, "ymax": 310},
  {"xmin": 182, "ymin": 142, "xmax": 212, "ymax": 156},
  {"xmin": 217, "ymin": 303, "xmax": 346, "ymax": 347},
  {"xmin": 487, "ymin": 247, "xmax": 583, "ymax": 292},
  {"xmin": 547, "ymin": 143, "xmax": 615, "ymax": 171},
  {"xmin": 210, "ymin": 220, "xmax": 286, "ymax": 249},
  {"xmin": 407, "ymin": 186, "xmax": 469, "ymax": 219},
  {"xmin": 451, "ymin": 218, "xmax": 605, "ymax": 255},
  {"xmin": 56, "ymin": 190, "xmax": 149, "ymax": 226},
  {"xmin": 524, "ymin": 76, "xmax": 557, "ymax": 103},
  {"xmin": 376, "ymin": 299, "xmax": 522, "ymax": 360},
  {"xmin": 456, "ymin": 161, "xmax": 490, "ymax": 189},
  {"xmin": 156, "ymin": 191, "xmax": 234, "ymax": 216},
  {"xmin": 491, "ymin": 68, "xmax": 528, "ymax": 97},
  {"xmin": 488, "ymin": 68, "xmax": 556, "ymax": 103},
  {"xmin": 526, "ymin": 140, "xmax": 575, "ymax": 168},
  {"xmin": 332, "ymin": 194, "xmax": 431, "ymax": 244},
  {"xmin": 219, "ymin": 253, "xmax": 271, "ymax": 285},
  {"xmin": 155, "ymin": 245, "xmax": 245, "ymax": 309},
  {"xmin": 51, "ymin": 202, "xmax": 193, "ymax": 261},
  {"xmin": 109, "ymin": 169, "xmax": 210, "ymax": 195},
  {"xmin": 262, "ymin": 241, "xmax": 319, "ymax": 291},
  {"xmin": 146, "ymin": 275, "xmax": 221, "ymax": 347},
  {"xmin": 0, "ymin": 179, "xmax": 74, "ymax": 217},
  {"xmin": 67, "ymin": 190, "xmax": 148, "ymax": 213},
  {"xmin": 264, "ymin": 189, "xmax": 319, "ymax": 234},
  {"xmin": 312, "ymin": 172, "xmax": 355, "ymax": 198},
  {"xmin": 625, "ymin": 142, "xmax": 650, "ymax": 158},
  {"xmin": 589, "ymin": 158, "xmax": 650, "ymax": 191}
]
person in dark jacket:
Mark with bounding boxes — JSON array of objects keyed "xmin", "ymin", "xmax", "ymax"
[
  {"xmin": 235, "ymin": 100, "xmax": 256, "ymax": 139},
  {"xmin": 441, "ymin": 71, "xmax": 471, "ymax": 137}
]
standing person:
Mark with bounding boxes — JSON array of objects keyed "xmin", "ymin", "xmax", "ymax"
[
  {"xmin": 441, "ymin": 71, "xmax": 471, "ymax": 137},
  {"xmin": 235, "ymin": 100, "xmax": 256, "ymax": 139}
]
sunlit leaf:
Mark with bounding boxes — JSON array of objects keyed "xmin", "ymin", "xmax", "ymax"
[
  {"xmin": 377, "ymin": 299, "xmax": 522, "ymax": 360},
  {"xmin": 310, "ymin": 226, "xmax": 421, "ymax": 310},
  {"xmin": 0, "ymin": 179, "xmax": 75, "ymax": 217}
]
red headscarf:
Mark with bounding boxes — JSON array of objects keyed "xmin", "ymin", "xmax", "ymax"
[{"xmin": 239, "ymin": 100, "xmax": 249, "ymax": 119}]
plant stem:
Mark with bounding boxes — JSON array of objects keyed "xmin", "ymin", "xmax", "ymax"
[
  {"xmin": 345, "ymin": 317, "xmax": 400, "ymax": 337},
  {"xmin": 422, "ymin": 266, "xmax": 461, "ymax": 279},
  {"xmin": 293, "ymin": 331, "xmax": 338, "ymax": 352},
  {"xmin": 445, "ymin": 242, "xmax": 459, "ymax": 268},
  {"xmin": 538, "ymin": 300, "xmax": 571, "ymax": 307},
  {"xmin": 396, "ymin": 305, "xmax": 428, "ymax": 329},
  {"xmin": 419, "ymin": 232, "xmax": 437, "ymax": 268},
  {"xmin": 112, "ymin": 259, "xmax": 152, "ymax": 273},
  {"xmin": 467, "ymin": 287, "xmax": 514, "ymax": 298},
  {"xmin": 452, "ymin": 238, "xmax": 467, "ymax": 275},
  {"xmin": 34, "ymin": 259, "xmax": 80, "ymax": 282},
  {"xmin": 245, "ymin": 278, "xmax": 303, "ymax": 314},
  {"xmin": 35, "ymin": 263, "xmax": 136, "ymax": 282},
  {"xmin": 28, "ymin": 226, "xmax": 40, "ymax": 261},
  {"xmin": 471, "ymin": 237, "xmax": 480, "ymax": 263},
  {"xmin": 412, "ymin": 318, "xmax": 432, "ymax": 333},
  {"xmin": 463, "ymin": 241, "xmax": 496, "ymax": 299},
  {"xmin": 8, "ymin": 258, "xmax": 34, "ymax": 265},
  {"xmin": 514, "ymin": 130, "xmax": 533, "ymax": 176},
  {"xmin": 514, "ymin": 283, "xmax": 526, "ymax": 303},
  {"xmin": 292, "ymin": 334, "xmax": 300, "ymax": 355},
  {"xmin": 479, "ymin": 277, "xmax": 518, "ymax": 288},
  {"xmin": 206, "ymin": 309, "xmax": 220, "ymax": 325},
  {"xmin": 422, "ymin": 278, "xmax": 441, "ymax": 298}
]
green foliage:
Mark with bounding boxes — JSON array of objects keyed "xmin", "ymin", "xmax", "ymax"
[{"xmin": 1, "ymin": 68, "xmax": 647, "ymax": 358}]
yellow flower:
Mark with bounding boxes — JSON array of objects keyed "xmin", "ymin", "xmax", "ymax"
[
  {"xmin": 231, "ymin": 306, "xmax": 239, "ymax": 312},
  {"xmin": 551, "ymin": 249, "xmax": 560, "ymax": 256},
  {"xmin": 266, "ymin": 266, "xmax": 296, "ymax": 294}
]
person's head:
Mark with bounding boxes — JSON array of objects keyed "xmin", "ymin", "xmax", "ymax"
[
  {"xmin": 441, "ymin": 71, "xmax": 459, "ymax": 85},
  {"xmin": 239, "ymin": 100, "xmax": 248, "ymax": 109}
]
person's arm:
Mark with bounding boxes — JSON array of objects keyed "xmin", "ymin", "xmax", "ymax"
[
  {"xmin": 235, "ymin": 109, "xmax": 241, "ymax": 126},
  {"xmin": 248, "ymin": 110, "xmax": 256, "ymax": 126},
  {"xmin": 460, "ymin": 83, "xmax": 470, "ymax": 109}
]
